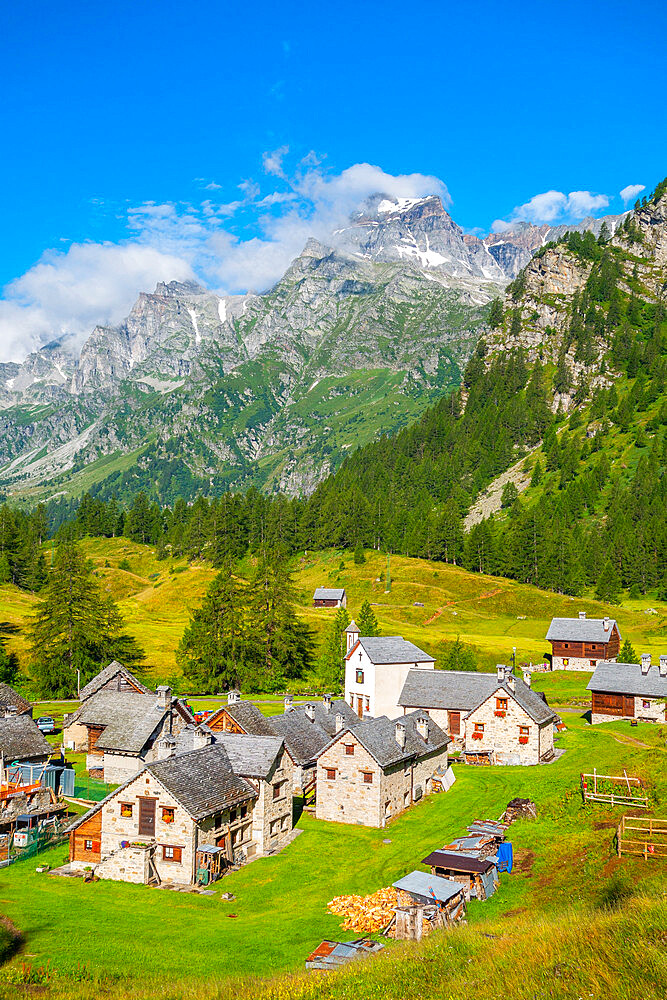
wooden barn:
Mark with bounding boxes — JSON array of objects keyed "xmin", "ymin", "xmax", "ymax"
[
  {"xmin": 546, "ymin": 613, "xmax": 621, "ymax": 671},
  {"xmin": 588, "ymin": 655, "xmax": 667, "ymax": 724},
  {"xmin": 313, "ymin": 588, "xmax": 347, "ymax": 608}
]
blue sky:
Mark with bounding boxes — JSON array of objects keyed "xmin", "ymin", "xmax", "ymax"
[{"xmin": 1, "ymin": 0, "xmax": 665, "ymax": 361}]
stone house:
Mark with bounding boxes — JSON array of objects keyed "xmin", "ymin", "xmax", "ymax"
[
  {"xmin": 588, "ymin": 655, "xmax": 667, "ymax": 724},
  {"xmin": 546, "ymin": 613, "xmax": 621, "ymax": 671},
  {"xmin": 313, "ymin": 587, "xmax": 347, "ymax": 608},
  {"xmin": 398, "ymin": 666, "xmax": 555, "ymax": 756},
  {"xmin": 66, "ymin": 735, "xmax": 295, "ymax": 885},
  {"xmin": 66, "ymin": 686, "xmax": 194, "ymax": 783},
  {"xmin": 315, "ymin": 710, "xmax": 450, "ymax": 827},
  {"xmin": 0, "ymin": 714, "xmax": 52, "ymax": 767},
  {"xmin": 344, "ymin": 623, "xmax": 435, "ymax": 720},
  {"xmin": 462, "ymin": 666, "xmax": 557, "ymax": 765},
  {"xmin": 64, "ymin": 661, "xmax": 152, "ymax": 750}
]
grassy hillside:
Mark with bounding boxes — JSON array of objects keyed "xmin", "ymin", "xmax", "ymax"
[
  {"xmin": 0, "ymin": 712, "xmax": 665, "ymax": 998},
  {"xmin": 2, "ymin": 540, "xmax": 665, "ymax": 702}
]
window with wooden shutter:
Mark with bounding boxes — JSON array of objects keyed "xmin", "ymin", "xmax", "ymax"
[
  {"xmin": 326, "ymin": 768, "xmax": 336, "ymax": 780},
  {"xmin": 161, "ymin": 807, "xmax": 175, "ymax": 824},
  {"xmin": 120, "ymin": 802, "xmax": 133, "ymax": 818},
  {"xmin": 345, "ymin": 744, "xmax": 355, "ymax": 755},
  {"xmin": 361, "ymin": 771, "xmax": 373, "ymax": 784},
  {"xmin": 162, "ymin": 845, "xmax": 182, "ymax": 862},
  {"xmin": 496, "ymin": 698, "xmax": 508, "ymax": 711}
]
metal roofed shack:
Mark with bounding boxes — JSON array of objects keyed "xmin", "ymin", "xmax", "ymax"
[
  {"xmin": 421, "ymin": 850, "xmax": 498, "ymax": 900},
  {"xmin": 546, "ymin": 612, "xmax": 621, "ymax": 671},
  {"xmin": 305, "ymin": 938, "xmax": 383, "ymax": 971}
]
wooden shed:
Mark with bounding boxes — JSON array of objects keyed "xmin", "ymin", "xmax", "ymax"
[{"xmin": 421, "ymin": 849, "xmax": 497, "ymax": 900}]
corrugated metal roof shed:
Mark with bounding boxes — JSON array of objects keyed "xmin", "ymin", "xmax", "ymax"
[
  {"xmin": 421, "ymin": 851, "xmax": 493, "ymax": 874},
  {"xmin": 392, "ymin": 871, "xmax": 466, "ymax": 904}
]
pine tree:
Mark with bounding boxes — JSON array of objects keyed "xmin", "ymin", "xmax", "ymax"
[
  {"xmin": 442, "ymin": 636, "xmax": 476, "ymax": 671},
  {"xmin": 178, "ymin": 564, "xmax": 250, "ymax": 693},
  {"xmin": 28, "ymin": 543, "xmax": 145, "ymax": 697},
  {"xmin": 0, "ymin": 625, "xmax": 19, "ymax": 686},
  {"xmin": 501, "ymin": 482, "xmax": 519, "ymax": 509},
  {"xmin": 530, "ymin": 459, "xmax": 543, "ymax": 488},
  {"xmin": 357, "ymin": 599, "xmax": 380, "ymax": 637},
  {"xmin": 619, "ymin": 638, "xmax": 637, "ymax": 663},
  {"xmin": 488, "ymin": 298, "xmax": 503, "ymax": 329},
  {"xmin": 353, "ymin": 542, "xmax": 366, "ymax": 565},
  {"xmin": 247, "ymin": 560, "xmax": 314, "ymax": 692},
  {"xmin": 595, "ymin": 560, "xmax": 622, "ymax": 604}
]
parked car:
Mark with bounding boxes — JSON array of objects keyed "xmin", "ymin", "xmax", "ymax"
[{"xmin": 36, "ymin": 716, "xmax": 56, "ymax": 734}]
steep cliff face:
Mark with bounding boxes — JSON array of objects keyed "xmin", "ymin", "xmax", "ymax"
[{"xmin": 483, "ymin": 188, "xmax": 667, "ymax": 411}]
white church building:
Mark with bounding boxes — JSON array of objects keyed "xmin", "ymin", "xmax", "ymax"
[{"xmin": 344, "ymin": 621, "xmax": 435, "ymax": 719}]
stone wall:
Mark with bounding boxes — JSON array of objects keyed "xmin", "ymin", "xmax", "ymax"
[
  {"xmin": 412, "ymin": 745, "xmax": 448, "ymax": 795},
  {"xmin": 551, "ymin": 655, "xmax": 595, "ymax": 672},
  {"xmin": 464, "ymin": 688, "xmax": 542, "ymax": 765},
  {"xmin": 253, "ymin": 747, "xmax": 294, "ymax": 854},
  {"xmin": 316, "ymin": 734, "xmax": 382, "ymax": 826},
  {"xmin": 378, "ymin": 759, "xmax": 413, "ymax": 825},
  {"xmin": 95, "ymin": 844, "xmax": 152, "ymax": 884}
]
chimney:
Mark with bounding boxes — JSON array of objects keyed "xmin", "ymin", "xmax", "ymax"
[
  {"xmin": 156, "ymin": 685, "xmax": 172, "ymax": 711},
  {"xmin": 193, "ymin": 724, "xmax": 213, "ymax": 749},
  {"xmin": 523, "ymin": 669, "xmax": 532, "ymax": 688},
  {"xmin": 603, "ymin": 617, "xmax": 610, "ymax": 632},
  {"xmin": 507, "ymin": 675, "xmax": 516, "ymax": 693},
  {"xmin": 496, "ymin": 664, "xmax": 506, "ymax": 682},
  {"xmin": 659, "ymin": 655, "xmax": 667, "ymax": 678},
  {"xmin": 157, "ymin": 734, "xmax": 176, "ymax": 760},
  {"xmin": 416, "ymin": 716, "xmax": 429, "ymax": 741},
  {"xmin": 395, "ymin": 722, "xmax": 406, "ymax": 750},
  {"xmin": 322, "ymin": 693, "xmax": 332, "ymax": 714},
  {"xmin": 641, "ymin": 653, "xmax": 651, "ymax": 675},
  {"xmin": 304, "ymin": 703, "xmax": 315, "ymax": 722},
  {"xmin": 345, "ymin": 620, "xmax": 360, "ymax": 653},
  {"xmin": 578, "ymin": 611, "xmax": 586, "ymax": 620},
  {"xmin": 227, "ymin": 689, "xmax": 240, "ymax": 706},
  {"xmin": 335, "ymin": 712, "xmax": 345, "ymax": 733},
  {"xmin": 284, "ymin": 694, "xmax": 294, "ymax": 713}
]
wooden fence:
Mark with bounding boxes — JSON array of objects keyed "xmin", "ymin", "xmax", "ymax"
[
  {"xmin": 581, "ymin": 770, "xmax": 649, "ymax": 809},
  {"xmin": 616, "ymin": 815, "xmax": 667, "ymax": 860}
]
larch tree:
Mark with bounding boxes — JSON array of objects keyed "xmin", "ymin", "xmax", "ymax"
[
  {"xmin": 28, "ymin": 543, "xmax": 144, "ymax": 697},
  {"xmin": 357, "ymin": 599, "xmax": 380, "ymax": 637}
]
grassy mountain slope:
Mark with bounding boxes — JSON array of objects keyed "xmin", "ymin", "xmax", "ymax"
[{"xmin": 3, "ymin": 540, "xmax": 664, "ymax": 694}]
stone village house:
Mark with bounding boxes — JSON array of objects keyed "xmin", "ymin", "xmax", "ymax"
[
  {"xmin": 315, "ymin": 711, "xmax": 450, "ymax": 827},
  {"xmin": 588, "ymin": 654, "xmax": 667, "ymax": 724},
  {"xmin": 0, "ymin": 713, "xmax": 51, "ymax": 768},
  {"xmin": 344, "ymin": 622, "xmax": 435, "ymax": 720},
  {"xmin": 65, "ymin": 685, "xmax": 194, "ymax": 784},
  {"xmin": 546, "ymin": 613, "xmax": 621, "ymax": 671},
  {"xmin": 398, "ymin": 666, "xmax": 557, "ymax": 765},
  {"xmin": 66, "ymin": 735, "xmax": 294, "ymax": 886},
  {"xmin": 63, "ymin": 661, "xmax": 153, "ymax": 751}
]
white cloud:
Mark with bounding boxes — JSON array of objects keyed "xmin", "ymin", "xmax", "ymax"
[
  {"xmin": 620, "ymin": 183, "xmax": 645, "ymax": 203},
  {"xmin": 492, "ymin": 188, "xmax": 610, "ymax": 233},
  {"xmin": 0, "ymin": 156, "xmax": 450, "ymax": 362},
  {"xmin": 0, "ymin": 242, "xmax": 194, "ymax": 362}
]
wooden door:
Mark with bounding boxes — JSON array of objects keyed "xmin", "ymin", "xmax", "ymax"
[
  {"xmin": 449, "ymin": 711, "xmax": 460, "ymax": 736},
  {"xmin": 87, "ymin": 725, "xmax": 104, "ymax": 754},
  {"xmin": 138, "ymin": 796, "xmax": 156, "ymax": 837},
  {"xmin": 356, "ymin": 696, "xmax": 364, "ymax": 718}
]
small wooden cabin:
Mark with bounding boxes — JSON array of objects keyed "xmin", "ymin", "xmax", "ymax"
[
  {"xmin": 421, "ymin": 849, "xmax": 497, "ymax": 900},
  {"xmin": 546, "ymin": 613, "xmax": 621, "ymax": 671},
  {"xmin": 313, "ymin": 588, "xmax": 346, "ymax": 609}
]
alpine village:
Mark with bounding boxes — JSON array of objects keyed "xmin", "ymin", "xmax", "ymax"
[{"xmin": 0, "ymin": 25, "xmax": 666, "ymax": 999}]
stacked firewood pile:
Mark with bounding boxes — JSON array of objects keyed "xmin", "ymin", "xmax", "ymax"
[{"xmin": 327, "ymin": 886, "xmax": 400, "ymax": 932}]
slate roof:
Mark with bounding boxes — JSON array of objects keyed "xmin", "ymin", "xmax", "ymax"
[
  {"xmin": 268, "ymin": 700, "xmax": 361, "ymax": 765},
  {"xmin": 392, "ymin": 870, "xmax": 466, "ymax": 904},
  {"xmin": 545, "ymin": 617, "xmax": 619, "ymax": 643},
  {"xmin": 0, "ymin": 715, "xmax": 51, "ymax": 761},
  {"xmin": 147, "ymin": 745, "xmax": 256, "ymax": 820},
  {"xmin": 220, "ymin": 700, "xmax": 276, "ymax": 736},
  {"xmin": 313, "ymin": 588, "xmax": 346, "ymax": 600},
  {"xmin": 399, "ymin": 669, "xmax": 499, "ymax": 711},
  {"xmin": 269, "ymin": 712, "xmax": 332, "ymax": 766},
  {"xmin": 399, "ymin": 669, "xmax": 556, "ymax": 725},
  {"xmin": 214, "ymin": 734, "xmax": 285, "ymax": 778},
  {"xmin": 346, "ymin": 637, "xmax": 434, "ymax": 665},
  {"xmin": 72, "ymin": 691, "xmax": 185, "ymax": 754},
  {"xmin": 587, "ymin": 661, "xmax": 667, "ymax": 698},
  {"xmin": 0, "ymin": 683, "xmax": 31, "ymax": 715},
  {"xmin": 78, "ymin": 661, "xmax": 151, "ymax": 702},
  {"xmin": 335, "ymin": 710, "xmax": 450, "ymax": 769}
]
